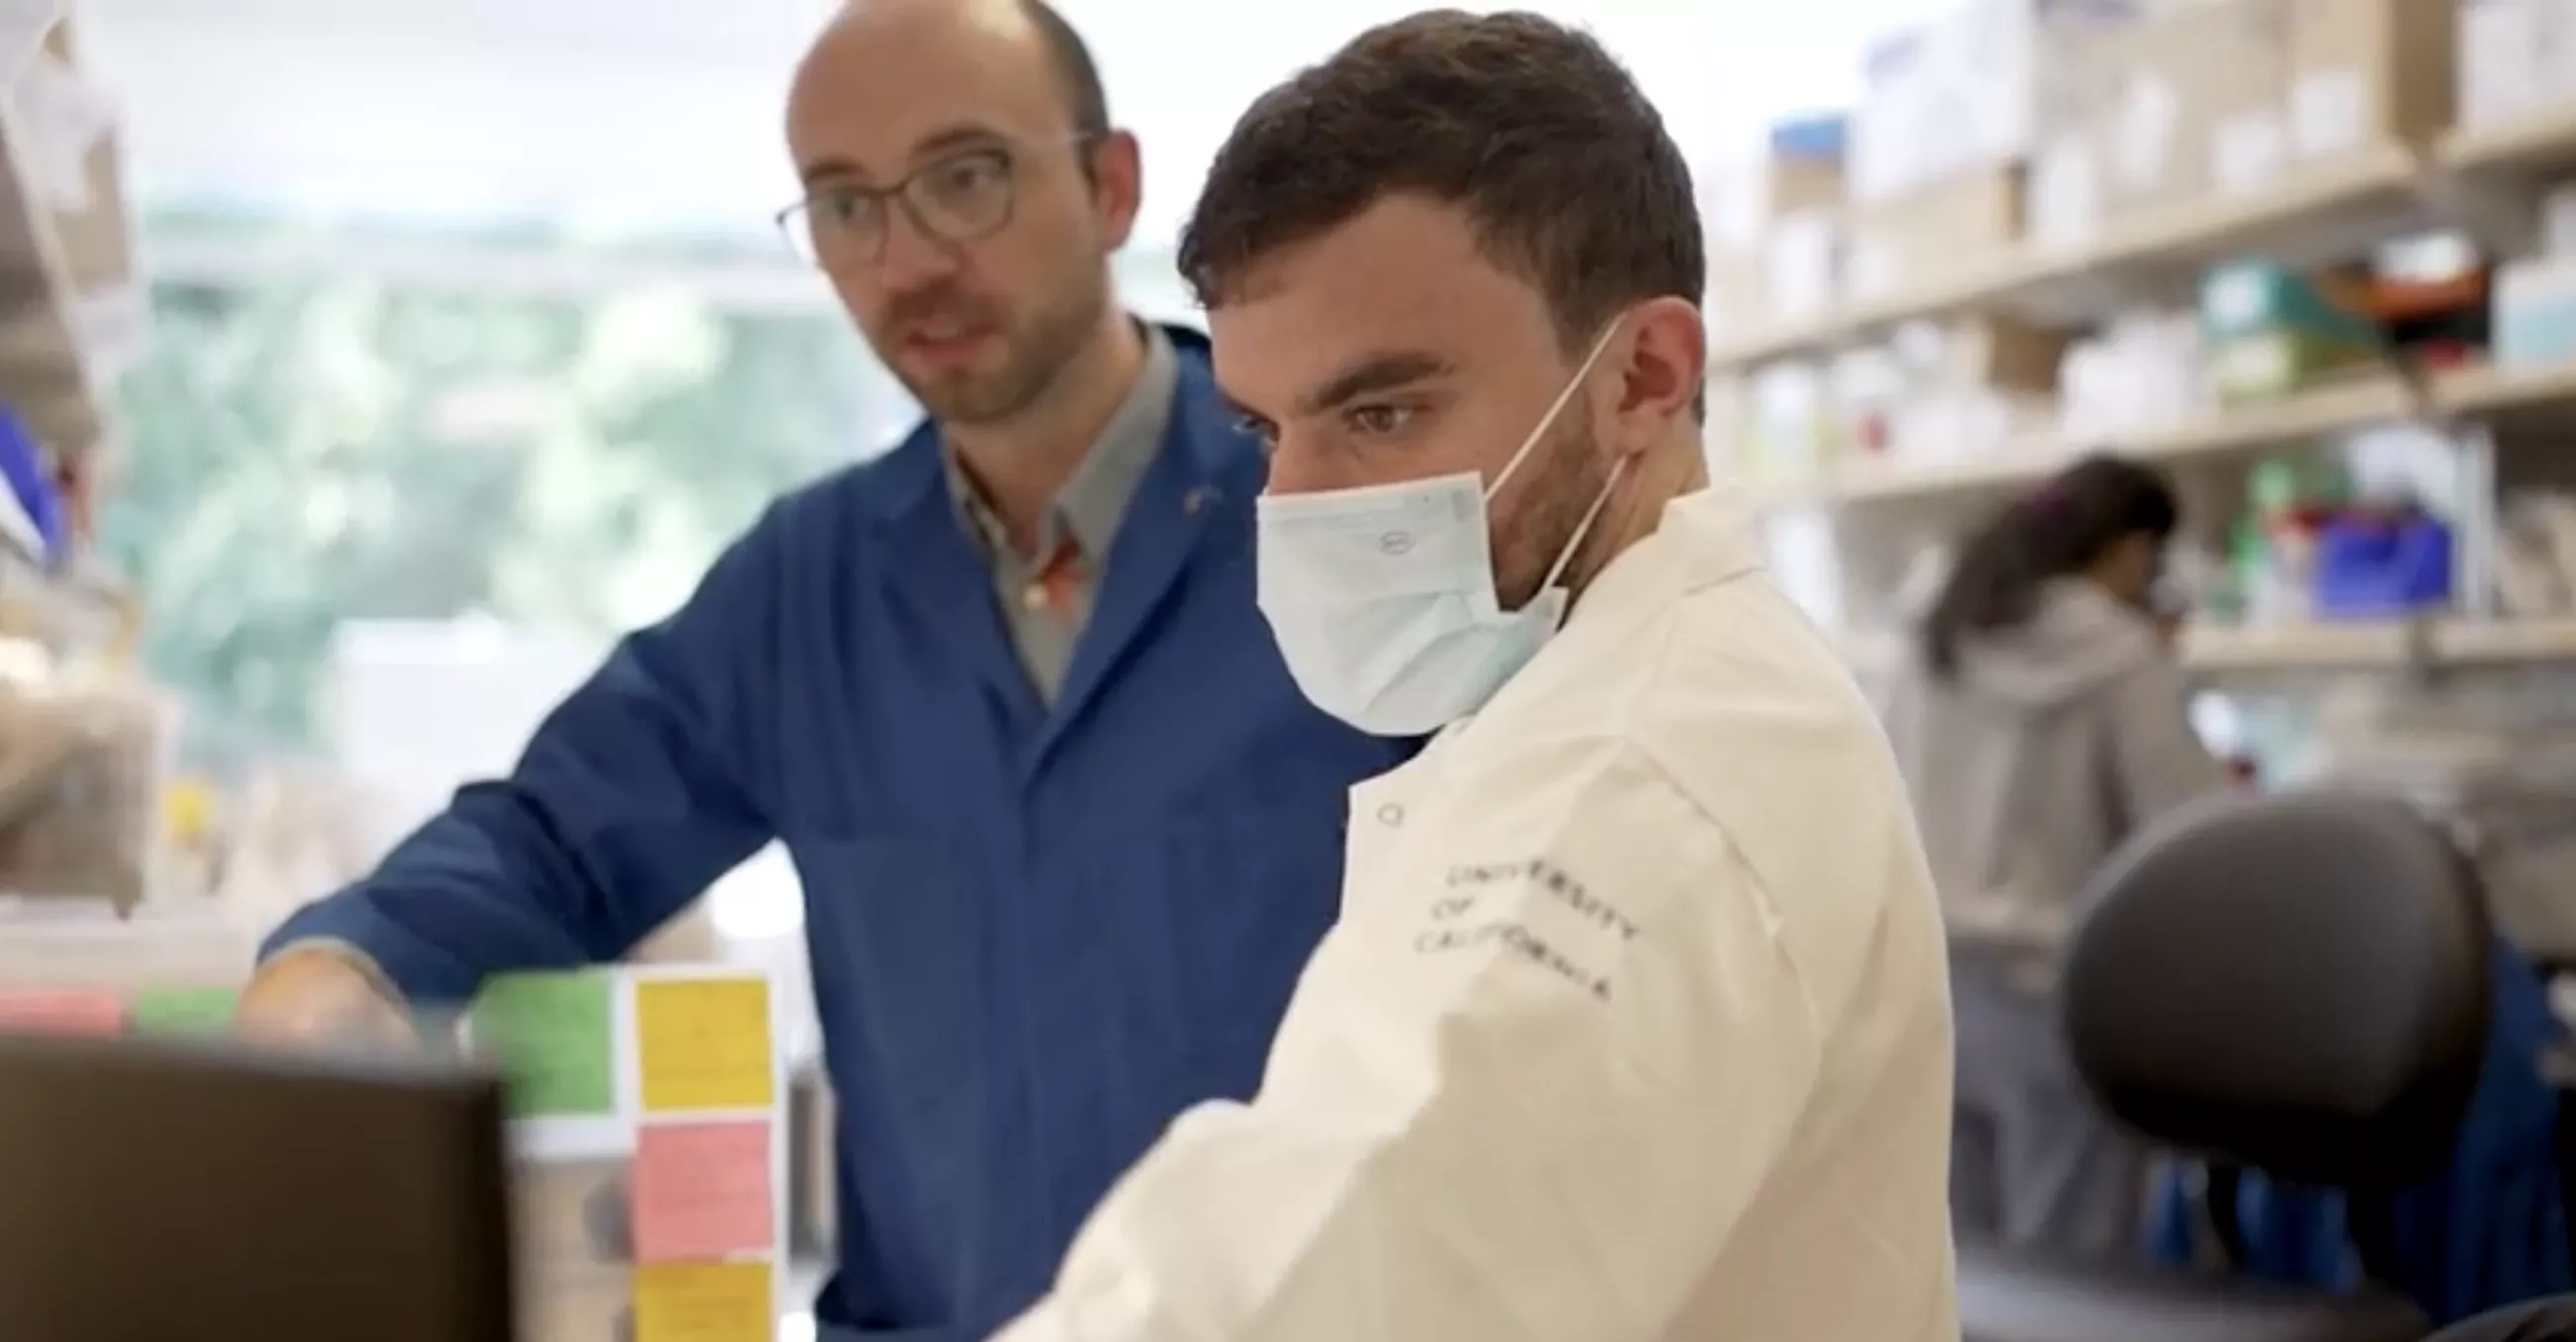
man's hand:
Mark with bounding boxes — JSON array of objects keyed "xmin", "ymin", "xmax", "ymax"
[{"xmin": 232, "ymin": 944, "xmax": 418, "ymax": 1048}]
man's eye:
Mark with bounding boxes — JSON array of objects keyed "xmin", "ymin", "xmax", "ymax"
[
  {"xmin": 928, "ymin": 154, "xmax": 1008, "ymax": 199},
  {"xmin": 820, "ymin": 187, "xmax": 875, "ymax": 222},
  {"xmin": 1234, "ymin": 415, "xmax": 1279, "ymax": 452},
  {"xmin": 1345, "ymin": 404, "xmax": 1412, "ymax": 436}
]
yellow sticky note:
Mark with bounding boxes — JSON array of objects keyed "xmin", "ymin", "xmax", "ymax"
[
  {"xmin": 632, "ymin": 1261, "xmax": 772, "ymax": 1342},
  {"xmin": 634, "ymin": 978, "xmax": 774, "ymax": 1112}
]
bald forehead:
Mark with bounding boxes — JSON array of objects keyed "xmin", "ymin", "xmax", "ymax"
[
  {"xmin": 791, "ymin": 0, "xmax": 1068, "ymax": 164},
  {"xmin": 817, "ymin": 0, "xmax": 1033, "ymax": 51}
]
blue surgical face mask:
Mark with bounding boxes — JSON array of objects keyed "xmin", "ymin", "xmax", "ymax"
[{"xmin": 1253, "ymin": 325, "xmax": 1626, "ymax": 737}]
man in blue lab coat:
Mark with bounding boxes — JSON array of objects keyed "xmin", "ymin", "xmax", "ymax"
[{"xmin": 232, "ymin": 2, "xmax": 1411, "ymax": 1337}]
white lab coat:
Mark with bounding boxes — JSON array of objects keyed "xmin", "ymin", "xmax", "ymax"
[{"xmin": 992, "ymin": 489, "xmax": 1960, "ymax": 1342}]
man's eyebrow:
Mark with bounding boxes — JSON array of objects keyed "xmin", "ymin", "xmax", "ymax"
[
  {"xmin": 911, "ymin": 124, "xmax": 1010, "ymax": 159},
  {"xmin": 797, "ymin": 124, "xmax": 1010, "ymax": 186},
  {"xmin": 1295, "ymin": 352, "xmax": 1454, "ymax": 417},
  {"xmin": 799, "ymin": 155, "xmax": 868, "ymax": 187}
]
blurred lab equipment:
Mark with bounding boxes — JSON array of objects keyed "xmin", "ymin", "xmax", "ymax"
[{"xmin": 0, "ymin": 1031, "xmax": 515, "ymax": 1342}]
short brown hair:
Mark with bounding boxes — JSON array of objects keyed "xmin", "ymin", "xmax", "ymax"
[{"xmin": 1178, "ymin": 10, "xmax": 1703, "ymax": 350}]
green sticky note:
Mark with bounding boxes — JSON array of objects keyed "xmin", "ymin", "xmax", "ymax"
[
  {"xmin": 472, "ymin": 971, "xmax": 616, "ymax": 1118},
  {"xmin": 127, "ymin": 986, "xmax": 239, "ymax": 1036}
]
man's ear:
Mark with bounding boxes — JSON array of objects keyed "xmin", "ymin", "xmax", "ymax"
[
  {"xmin": 1087, "ymin": 130, "xmax": 1143, "ymax": 250},
  {"xmin": 1609, "ymin": 296, "xmax": 1705, "ymax": 447}
]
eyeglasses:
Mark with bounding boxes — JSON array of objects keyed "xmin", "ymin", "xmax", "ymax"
[{"xmin": 777, "ymin": 138, "xmax": 1087, "ymax": 268}]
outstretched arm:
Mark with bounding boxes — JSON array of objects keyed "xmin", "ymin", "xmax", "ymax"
[{"xmin": 259, "ymin": 504, "xmax": 793, "ymax": 1003}]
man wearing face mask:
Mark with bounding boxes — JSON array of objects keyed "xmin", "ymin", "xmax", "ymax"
[
  {"xmin": 989, "ymin": 13, "xmax": 1959, "ymax": 1342},
  {"xmin": 232, "ymin": 2, "xmax": 1413, "ymax": 1338}
]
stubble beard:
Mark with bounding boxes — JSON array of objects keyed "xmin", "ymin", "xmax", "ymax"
[
  {"xmin": 1493, "ymin": 402, "xmax": 1609, "ymax": 611},
  {"xmin": 907, "ymin": 277, "xmax": 1111, "ymax": 427}
]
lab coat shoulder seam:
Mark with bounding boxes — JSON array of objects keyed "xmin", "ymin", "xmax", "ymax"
[{"xmin": 1610, "ymin": 735, "xmax": 1834, "ymax": 1045}]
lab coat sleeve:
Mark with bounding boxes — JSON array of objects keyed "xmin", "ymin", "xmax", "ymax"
[
  {"xmin": 259, "ymin": 505, "xmax": 790, "ymax": 1003},
  {"xmin": 991, "ymin": 742, "xmax": 1826, "ymax": 1342},
  {"xmin": 2101, "ymin": 654, "xmax": 2232, "ymax": 829}
]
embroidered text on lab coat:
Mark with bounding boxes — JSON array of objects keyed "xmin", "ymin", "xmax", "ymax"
[{"xmin": 1413, "ymin": 858, "xmax": 1641, "ymax": 1001}]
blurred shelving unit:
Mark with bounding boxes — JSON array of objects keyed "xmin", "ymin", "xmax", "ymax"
[
  {"xmin": 1706, "ymin": 4, "xmax": 2576, "ymax": 684},
  {"xmin": 1711, "ymin": 146, "xmax": 2432, "ymax": 371},
  {"xmin": 0, "ymin": 1, "xmax": 138, "ymax": 657}
]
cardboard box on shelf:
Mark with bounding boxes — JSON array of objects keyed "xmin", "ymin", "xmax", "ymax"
[
  {"xmin": 1929, "ymin": 315, "xmax": 2075, "ymax": 393},
  {"xmin": 2086, "ymin": 0, "xmax": 2294, "ymax": 220},
  {"xmin": 2026, "ymin": 134, "xmax": 2102, "ymax": 248},
  {"xmin": 1845, "ymin": 165, "xmax": 2027, "ymax": 304},
  {"xmin": 2086, "ymin": 23, "xmax": 2193, "ymax": 218},
  {"xmin": 2288, "ymin": 0, "xmax": 2455, "ymax": 159},
  {"xmin": 2460, "ymin": 0, "xmax": 2576, "ymax": 128},
  {"xmin": 1860, "ymin": 316, "xmax": 2072, "ymax": 465},
  {"xmin": 2020, "ymin": 17, "xmax": 2131, "ymax": 247},
  {"xmin": 1849, "ymin": 0, "xmax": 2143, "ymax": 204},
  {"xmin": 1701, "ymin": 117, "xmax": 1846, "ymax": 254},
  {"xmin": 2533, "ymin": 0, "xmax": 2576, "ymax": 107},
  {"xmin": 2201, "ymin": 0, "xmax": 2297, "ymax": 197},
  {"xmin": 2457, "ymin": 0, "xmax": 2541, "ymax": 127}
]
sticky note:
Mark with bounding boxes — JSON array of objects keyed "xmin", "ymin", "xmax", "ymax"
[
  {"xmin": 630, "ymin": 1120, "xmax": 774, "ymax": 1263},
  {"xmin": 634, "ymin": 978, "xmax": 772, "ymax": 1112},
  {"xmin": 0, "ymin": 987, "xmax": 124, "ymax": 1034},
  {"xmin": 473, "ymin": 971, "xmax": 616, "ymax": 1118},
  {"xmin": 127, "ymin": 986, "xmax": 239, "ymax": 1035},
  {"xmin": 632, "ymin": 1261, "xmax": 771, "ymax": 1342}
]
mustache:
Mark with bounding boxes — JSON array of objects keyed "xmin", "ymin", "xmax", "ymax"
[{"xmin": 884, "ymin": 285, "xmax": 994, "ymax": 330}]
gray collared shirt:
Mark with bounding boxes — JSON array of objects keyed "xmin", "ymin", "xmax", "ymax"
[{"xmin": 948, "ymin": 322, "xmax": 1178, "ymax": 700}]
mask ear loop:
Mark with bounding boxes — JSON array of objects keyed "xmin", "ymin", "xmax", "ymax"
[
  {"xmin": 1539, "ymin": 455, "xmax": 1630, "ymax": 594},
  {"xmin": 1485, "ymin": 321, "xmax": 1625, "ymax": 503}
]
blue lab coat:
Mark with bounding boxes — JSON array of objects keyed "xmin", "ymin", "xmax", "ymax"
[{"xmin": 265, "ymin": 327, "xmax": 1416, "ymax": 1340}]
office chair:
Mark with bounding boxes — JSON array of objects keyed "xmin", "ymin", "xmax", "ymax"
[{"xmin": 1957, "ymin": 789, "xmax": 2495, "ymax": 1342}]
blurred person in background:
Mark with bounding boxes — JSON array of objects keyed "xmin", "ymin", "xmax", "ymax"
[
  {"xmin": 1878, "ymin": 453, "xmax": 2233, "ymax": 1256},
  {"xmin": 987, "ymin": 13, "xmax": 1957, "ymax": 1341},
  {"xmin": 232, "ymin": 1, "xmax": 1413, "ymax": 1338}
]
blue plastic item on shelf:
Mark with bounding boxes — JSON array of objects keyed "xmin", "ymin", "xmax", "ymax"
[
  {"xmin": 0, "ymin": 406, "xmax": 61, "ymax": 563},
  {"xmin": 1768, "ymin": 113, "xmax": 1847, "ymax": 162},
  {"xmin": 2310, "ymin": 512, "xmax": 2453, "ymax": 616}
]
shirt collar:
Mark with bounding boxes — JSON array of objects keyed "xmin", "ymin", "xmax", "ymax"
[{"xmin": 949, "ymin": 321, "xmax": 1178, "ymax": 562}]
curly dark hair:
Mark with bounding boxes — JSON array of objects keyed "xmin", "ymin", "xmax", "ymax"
[{"xmin": 1178, "ymin": 9, "xmax": 1704, "ymax": 361}]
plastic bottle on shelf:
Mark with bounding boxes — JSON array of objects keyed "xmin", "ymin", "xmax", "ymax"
[
  {"xmin": 0, "ymin": 408, "xmax": 62, "ymax": 566},
  {"xmin": 2239, "ymin": 458, "xmax": 2316, "ymax": 625}
]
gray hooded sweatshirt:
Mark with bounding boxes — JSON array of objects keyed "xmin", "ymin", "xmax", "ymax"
[{"xmin": 1878, "ymin": 578, "xmax": 2231, "ymax": 959}]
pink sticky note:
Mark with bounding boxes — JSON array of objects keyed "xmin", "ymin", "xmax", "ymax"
[
  {"xmin": 630, "ymin": 1119, "xmax": 775, "ymax": 1263},
  {"xmin": 0, "ymin": 988, "xmax": 126, "ymax": 1035}
]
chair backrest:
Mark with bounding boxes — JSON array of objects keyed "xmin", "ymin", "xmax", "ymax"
[
  {"xmin": 2419, "ymin": 1292, "xmax": 2576, "ymax": 1341},
  {"xmin": 2061, "ymin": 788, "xmax": 2493, "ymax": 1188}
]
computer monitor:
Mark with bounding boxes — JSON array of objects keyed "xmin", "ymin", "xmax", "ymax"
[{"xmin": 0, "ymin": 1031, "xmax": 517, "ymax": 1342}]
